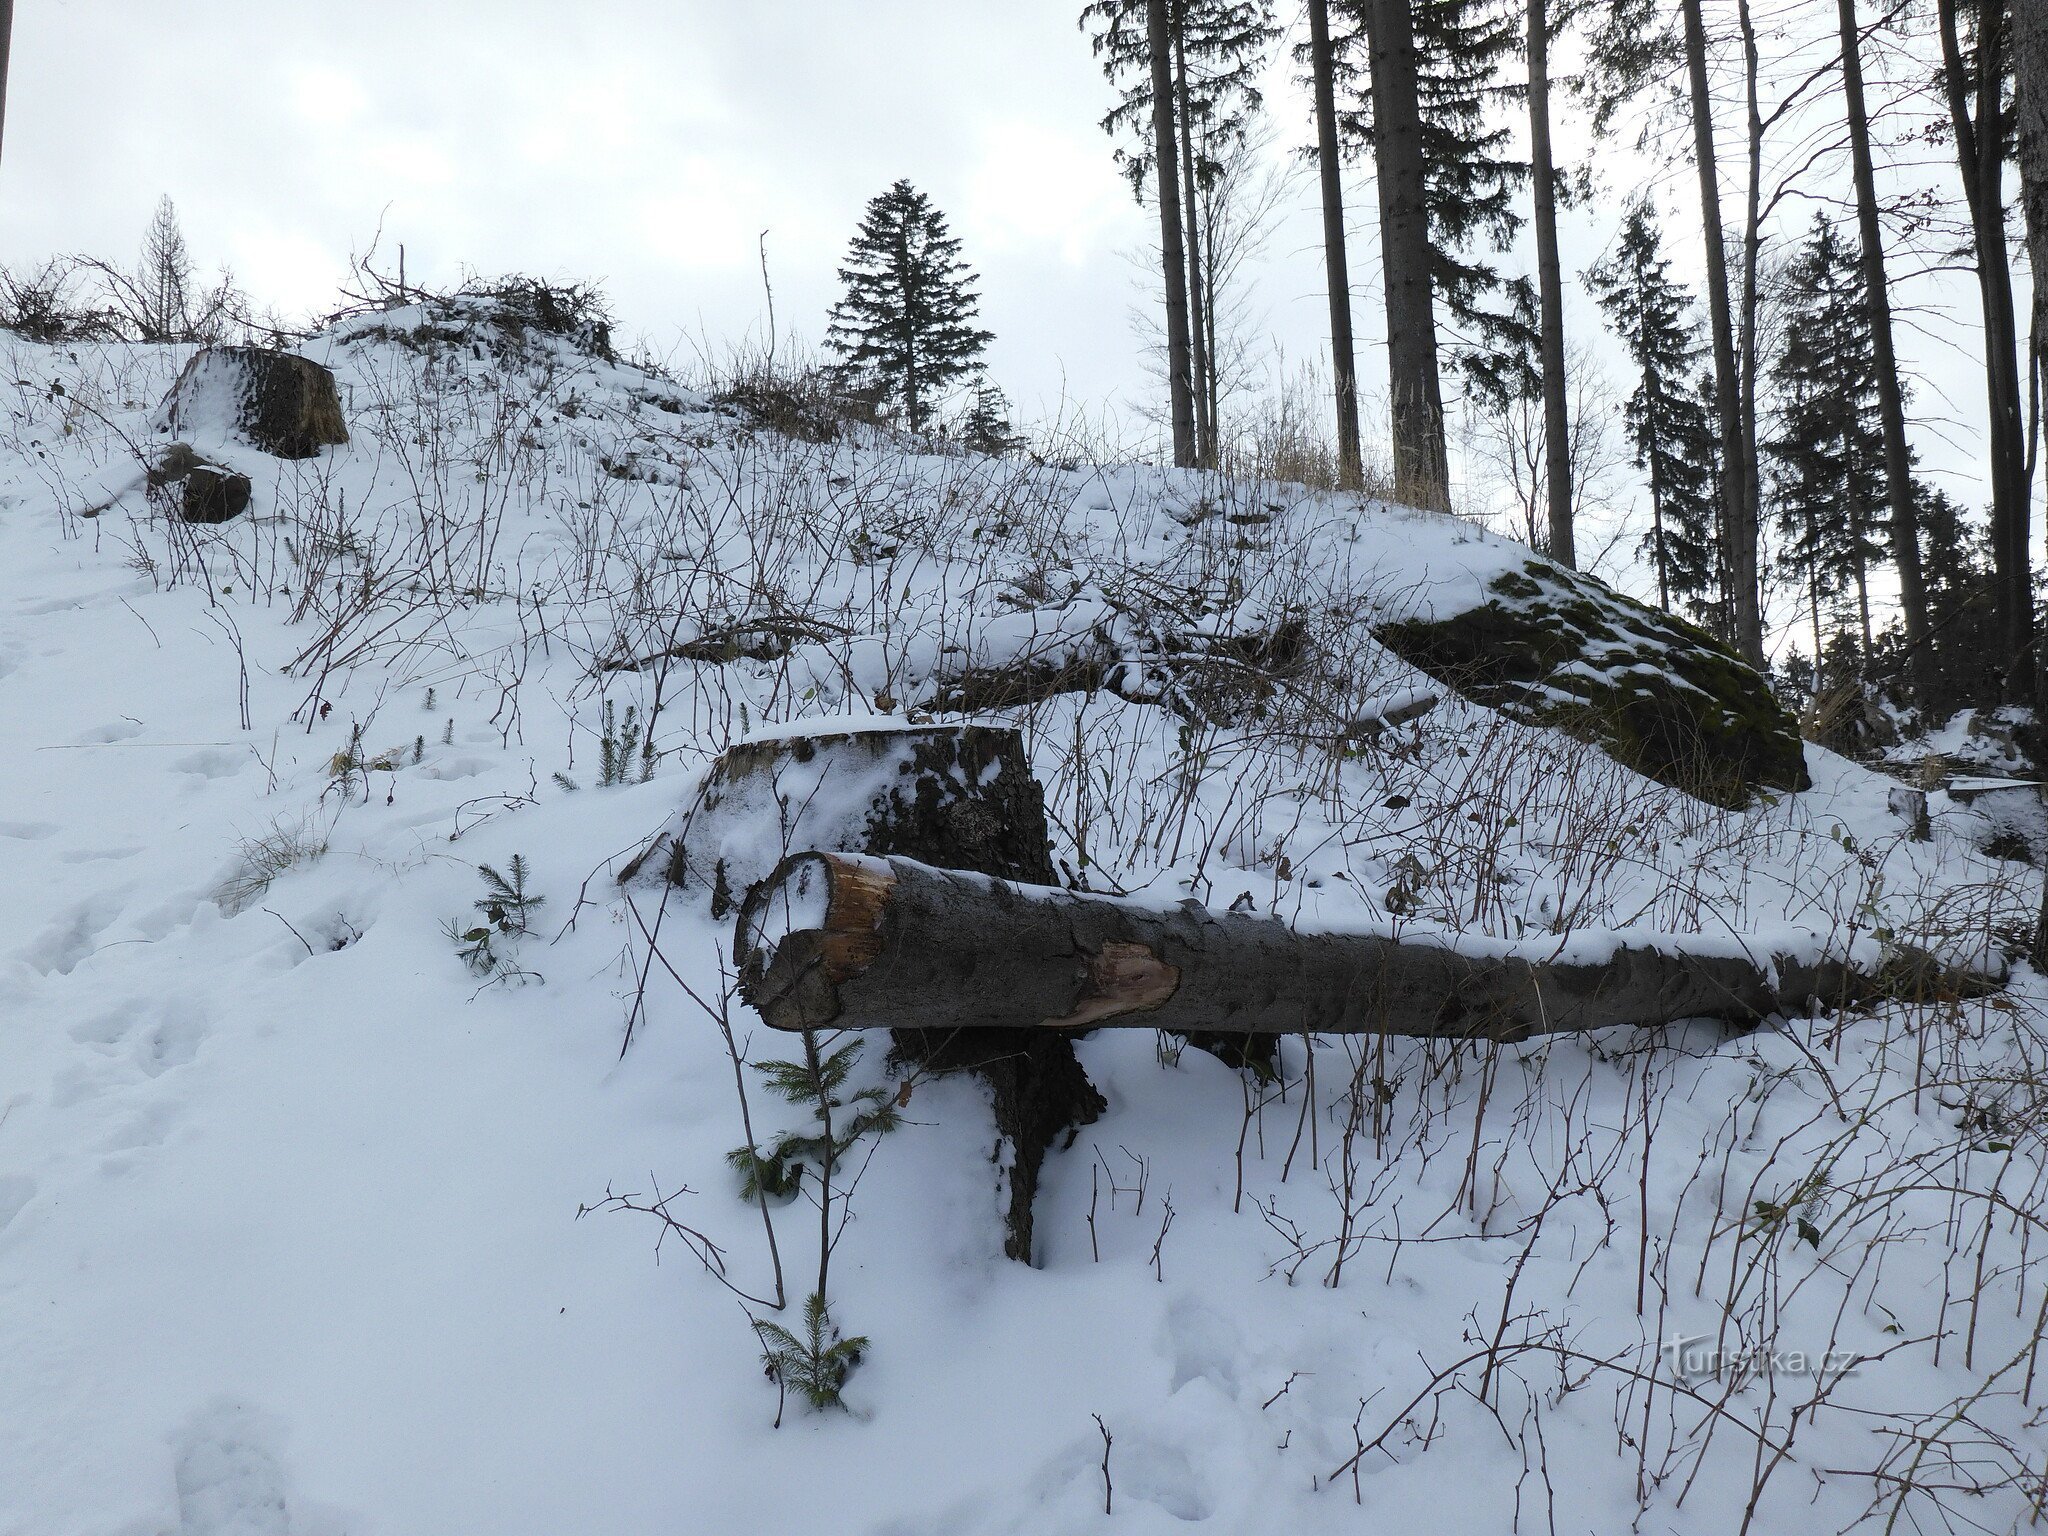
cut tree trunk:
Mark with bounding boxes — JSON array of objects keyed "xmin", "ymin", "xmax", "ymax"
[
  {"xmin": 738, "ymin": 854, "xmax": 1925, "ymax": 1047},
  {"xmin": 686, "ymin": 723, "xmax": 1102, "ymax": 1263}
]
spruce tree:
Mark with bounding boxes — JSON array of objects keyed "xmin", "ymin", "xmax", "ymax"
[
  {"xmin": 1763, "ymin": 217, "xmax": 1890, "ymax": 675},
  {"xmin": 1586, "ymin": 200, "xmax": 1718, "ymax": 624},
  {"xmin": 824, "ymin": 181, "xmax": 992, "ymax": 433},
  {"xmin": 1912, "ymin": 482, "xmax": 2000, "ymax": 708},
  {"xmin": 956, "ymin": 381, "xmax": 1022, "ymax": 457},
  {"xmin": 1326, "ymin": 0, "xmax": 1532, "ymax": 400}
]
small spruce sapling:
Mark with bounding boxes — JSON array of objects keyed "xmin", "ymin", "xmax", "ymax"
[
  {"xmin": 752, "ymin": 1292, "xmax": 869, "ymax": 1421},
  {"xmin": 598, "ymin": 699, "xmax": 656, "ymax": 786},
  {"xmin": 727, "ymin": 1038, "xmax": 901, "ymax": 1200},
  {"xmin": 448, "ymin": 855, "xmax": 545, "ymax": 979}
]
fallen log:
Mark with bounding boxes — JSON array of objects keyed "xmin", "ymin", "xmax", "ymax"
[{"xmin": 738, "ymin": 853, "xmax": 1884, "ymax": 1042}]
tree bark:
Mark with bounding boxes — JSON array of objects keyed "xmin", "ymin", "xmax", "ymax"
[
  {"xmin": 738, "ymin": 853, "xmax": 1893, "ymax": 1045},
  {"xmin": 1838, "ymin": 0, "xmax": 1935, "ymax": 711},
  {"xmin": 1172, "ymin": 19, "xmax": 1215, "ymax": 466},
  {"xmin": 0, "ymin": 0, "xmax": 15, "ymax": 165},
  {"xmin": 1681, "ymin": 0, "xmax": 1762, "ymax": 665},
  {"xmin": 2019, "ymin": 3, "xmax": 2048, "ymax": 373},
  {"xmin": 1527, "ymin": 0, "xmax": 1575, "ymax": 567},
  {"xmin": 1367, "ymin": 0, "xmax": 1451, "ymax": 510},
  {"xmin": 1938, "ymin": 0, "xmax": 2032, "ymax": 696},
  {"xmin": 1308, "ymin": 0, "xmax": 1365, "ymax": 489},
  {"xmin": 1147, "ymin": 0, "xmax": 1199, "ymax": 468},
  {"xmin": 1736, "ymin": 0, "xmax": 1768, "ymax": 670},
  {"xmin": 683, "ymin": 724, "xmax": 1101, "ymax": 1265}
]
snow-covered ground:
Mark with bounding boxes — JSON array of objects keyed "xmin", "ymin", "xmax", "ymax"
[{"xmin": 4, "ymin": 306, "xmax": 2046, "ymax": 1534}]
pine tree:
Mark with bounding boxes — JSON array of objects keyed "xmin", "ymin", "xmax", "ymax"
[
  {"xmin": 1586, "ymin": 200, "xmax": 1719, "ymax": 624},
  {"xmin": 1763, "ymin": 218, "xmax": 1890, "ymax": 675},
  {"xmin": 824, "ymin": 181, "xmax": 993, "ymax": 433}
]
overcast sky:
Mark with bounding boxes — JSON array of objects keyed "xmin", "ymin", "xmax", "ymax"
[{"xmin": 2, "ymin": 1, "xmax": 2018, "ymax": 638}]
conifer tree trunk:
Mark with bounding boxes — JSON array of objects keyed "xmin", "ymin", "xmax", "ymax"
[
  {"xmin": 1172, "ymin": 20, "xmax": 1216, "ymax": 466},
  {"xmin": 1938, "ymin": 0, "xmax": 2032, "ymax": 695},
  {"xmin": 1307, "ymin": 0, "xmax": 1364, "ymax": 489},
  {"xmin": 1838, "ymin": 0, "xmax": 1934, "ymax": 710},
  {"xmin": 1368, "ymin": 0, "xmax": 1451, "ymax": 510},
  {"xmin": 1527, "ymin": 0, "xmax": 1574, "ymax": 567},
  {"xmin": 1737, "ymin": 0, "xmax": 1769, "ymax": 671},
  {"xmin": 1147, "ymin": 0, "xmax": 1199, "ymax": 468},
  {"xmin": 1681, "ymin": 0, "xmax": 1762, "ymax": 664},
  {"xmin": 2019, "ymin": 4, "xmax": 2048, "ymax": 385},
  {"xmin": 0, "ymin": 1, "xmax": 14, "ymax": 165}
]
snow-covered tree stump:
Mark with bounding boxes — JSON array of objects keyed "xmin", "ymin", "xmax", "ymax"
[
  {"xmin": 158, "ymin": 347, "xmax": 349, "ymax": 460},
  {"xmin": 691, "ymin": 722, "xmax": 1103, "ymax": 1263}
]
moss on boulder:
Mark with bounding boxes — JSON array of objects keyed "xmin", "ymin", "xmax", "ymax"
[{"xmin": 1374, "ymin": 559, "xmax": 1808, "ymax": 808}]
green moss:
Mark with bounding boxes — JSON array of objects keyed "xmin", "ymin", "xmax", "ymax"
[{"xmin": 1377, "ymin": 560, "xmax": 1808, "ymax": 808}]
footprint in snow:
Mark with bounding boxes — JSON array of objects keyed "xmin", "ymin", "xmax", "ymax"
[
  {"xmin": 0, "ymin": 1174, "xmax": 35, "ymax": 1235},
  {"xmin": 19, "ymin": 889, "xmax": 127, "ymax": 975},
  {"xmin": 170, "ymin": 1402, "xmax": 292, "ymax": 1536},
  {"xmin": 0, "ymin": 820, "xmax": 59, "ymax": 840},
  {"xmin": 173, "ymin": 748, "xmax": 249, "ymax": 781},
  {"xmin": 71, "ymin": 719, "xmax": 145, "ymax": 744}
]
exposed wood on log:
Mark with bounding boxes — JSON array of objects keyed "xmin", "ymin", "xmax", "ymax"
[{"xmin": 738, "ymin": 853, "xmax": 1930, "ymax": 1044}]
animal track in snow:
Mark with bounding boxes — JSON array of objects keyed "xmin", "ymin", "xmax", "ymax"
[
  {"xmin": 0, "ymin": 820, "xmax": 59, "ymax": 840},
  {"xmin": 171, "ymin": 1401, "xmax": 292, "ymax": 1536},
  {"xmin": 173, "ymin": 748, "xmax": 249, "ymax": 780},
  {"xmin": 19, "ymin": 890, "xmax": 127, "ymax": 975},
  {"xmin": 0, "ymin": 1174, "xmax": 35, "ymax": 1235},
  {"xmin": 70, "ymin": 719, "xmax": 144, "ymax": 744}
]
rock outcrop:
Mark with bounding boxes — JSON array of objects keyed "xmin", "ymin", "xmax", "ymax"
[{"xmin": 1374, "ymin": 558, "xmax": 1809, "ymax": 808}]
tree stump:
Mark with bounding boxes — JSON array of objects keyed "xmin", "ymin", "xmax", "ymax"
[
  {"xmin": 158, "ymin": 347, "xmax": 349, "ymax": 460},
  {"xmin": 692, "ymin": 722, "xmax": 1103, "ymax": 1263}
]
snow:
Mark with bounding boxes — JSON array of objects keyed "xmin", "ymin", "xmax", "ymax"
[{"xmin": 3, "ymin": 311, "xmax": 2046, "ymax": 1534}]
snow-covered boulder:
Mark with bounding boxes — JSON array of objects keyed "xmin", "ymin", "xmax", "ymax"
[
  {"xmin": 179, "ymin": 463, "xmax": 250, "ymax": 524},
  {"xmin": 1376, "ymin": 555, "xmax": 1809, "ymax": 807},
  {"xmin": 157, "ymin": 346, "xmax": 348, "ymax": 460}
]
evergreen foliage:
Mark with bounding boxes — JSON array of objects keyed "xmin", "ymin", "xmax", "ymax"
[
  {"xmin": 475, "ymin": 855, "xmax": 544, "ymax": 937},
  {"xmin": 752, "ymin": 1292, "xmax": 868, "ymax": 1416},
  {"xmin": 136, "ymin": 196, "xmax": 194, "ymax": 344},
  {"xmin": 1586, "ymin": 199, "xmax": 1721, "ymax": 624},
  {"xmin": 1764, "ymin": 216, "xmax": 1891, "ymax": 672},
  {"xmin": 955, "ymin": 381, "xmax": 1022, "ymax": 457},
  {"xmin": 726, "ymin": 1039, "xmax": 901, "ymax": 1203},
  {"xmin": 1325, "ymin": 0, "xmax": 1533, "ymax": 394},
  {"xmin": 1079, "ymin": 0, "xmax": 1279, "ymax": 198},
  {"xmin": 825, "ymin": 181, "xmax": 992, "ymax": 432}
]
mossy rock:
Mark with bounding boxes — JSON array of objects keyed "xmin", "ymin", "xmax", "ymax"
[{"xmin": 1375, "ymin": 559, "xmax": 1808, "ymax": 808}]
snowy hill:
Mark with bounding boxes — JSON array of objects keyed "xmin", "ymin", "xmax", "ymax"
[{"xmin": 3, "ymin": 302, "xmax": 2046, "ymax": 1535}]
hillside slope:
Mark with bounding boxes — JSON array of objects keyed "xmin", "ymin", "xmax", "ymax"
[{"xmin": 2, "ymin": 307, "xmax": 2044, "ymax": 1535}]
